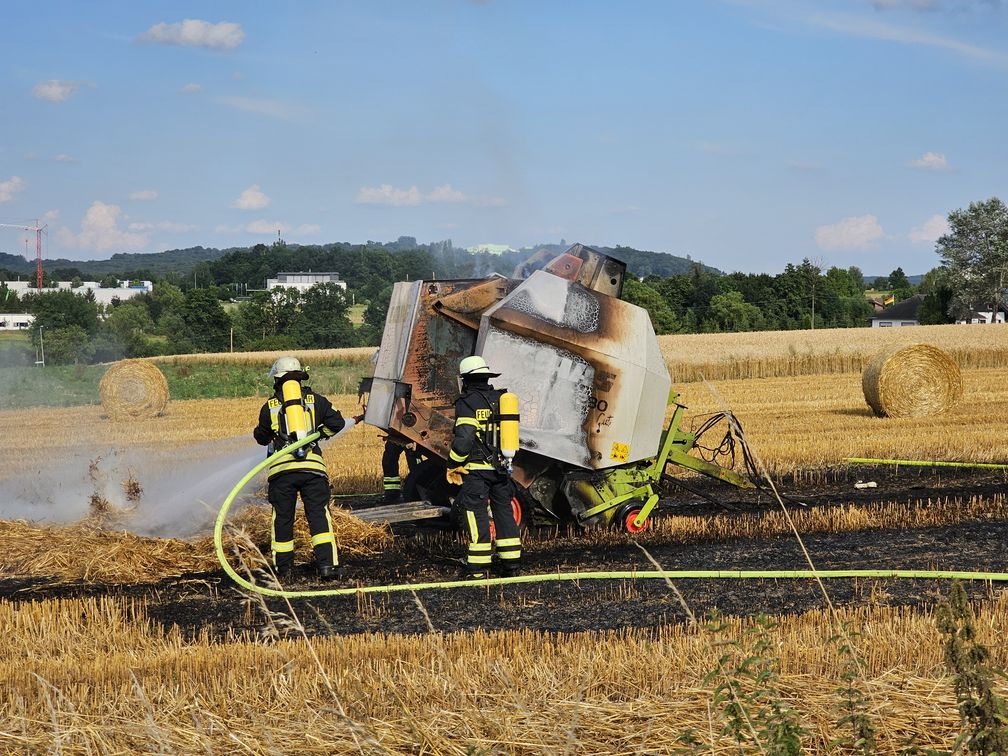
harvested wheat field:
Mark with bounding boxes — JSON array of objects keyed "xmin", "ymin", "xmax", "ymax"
[{"xmin": 3, "ymin": 326, "xmax": 1007, "ymax": 752}]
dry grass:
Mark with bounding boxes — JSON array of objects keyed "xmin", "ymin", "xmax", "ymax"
[
  {"xmin": 650, "ymin": 494, "xmax": 1008, "ymax": 545},
  {"xmin": 0, "ymin": 594, "xmax": 1006, "ymax": 752},
  {"xmin": 675, "ymin": 367, "xmax": 1008, "ymax": 474},
  {"xmin": 659, "ymin": 323, "xmax": 1008, "ymax": 383},
  {"xmin": 149, "ymin": 346, "xmax": 376, "ymax": 366},
  {"xmin": 4, "ymin": 365, "xmax": 1006, "ymax": 482},
  {"xmin": 0, "ymin": 505, "xmax": 390, "ymax": 584}
]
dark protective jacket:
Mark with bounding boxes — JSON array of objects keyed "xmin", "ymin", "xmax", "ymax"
[
  {"xmin": 449, "ymin": 378, "xmax": 503, "ymax": 472},
  {"xmin": 253, "ymin": 385, "xmax": 346, "ymax": 478}
]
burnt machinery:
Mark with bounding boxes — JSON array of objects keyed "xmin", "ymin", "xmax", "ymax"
[{"xmin": 360, "ymin": 243, "xmax": 754, "ymax": 531}]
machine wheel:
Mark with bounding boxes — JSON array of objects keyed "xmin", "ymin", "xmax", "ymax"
[{"xmin": 614, "ymin": 502, "xmax": 650, "ymax": 534}]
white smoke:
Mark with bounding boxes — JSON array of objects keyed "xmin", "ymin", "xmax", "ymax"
[{"xmin": 0, "ymin": 437, "xmax": 269, "ymax": 538}]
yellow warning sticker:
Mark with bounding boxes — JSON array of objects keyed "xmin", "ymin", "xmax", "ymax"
[{"xmin": 610, "ymin": 442, "xmax": 630, "ymax": 463}]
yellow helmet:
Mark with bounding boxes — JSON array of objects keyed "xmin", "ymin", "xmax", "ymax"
[{"xmin": 268, "ymin": 356, "xmax": 302, "ymax": 380}]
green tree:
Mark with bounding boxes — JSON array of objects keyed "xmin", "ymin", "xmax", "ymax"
[
  {"xmin": 0, "ymin": 282, "xmax": 21, "ymax": 311},
  {"xmin": 103, "ymin": 299, "xmax": 155, "ymax": 351},
  {"xmin": 181, "ymin": 288, "xmax": 231, "ymax": 352},
  {"xmin": 621, "ymin": 278, "xmax": 680, "ymax": 334},
  {"xmin": 918, "ymin": 267, "xmax": 956, "ymax": 324},
  {"xmin": 99, "ymin": 274, "xmax": 119, "ymax": 288},
  {"xmin": 41, "ymin": 325, "xmax": 95, "ymax": 365},
  {"xmin": 292, "ymin": 283, "xmax": 356, "ymax": 348},
  {"xmin": 709, "ymin": 290, "xmax": 763, "ymax": 331},
  {"xmin": 28, "ymin": 290, "xmax": 100, "ymax": 337},
  {"xmin": 888, "ymin": 267, "xmax": 910, "ymax": 290},
  {"xmin": 936, "ymin": 197, "xmax": 1008, "ymax": 321}
]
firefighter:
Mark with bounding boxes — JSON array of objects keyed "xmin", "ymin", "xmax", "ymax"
[
  {"xmin": 447, "ymin": 355, "xmax": 521, "ymax": 578},
  {"xmin": 381, "ymin": 436, "xmax": 406, "ymax": 502},
  {"xmin": 253, "ymin": 356, "xmax": 361, "ymax": 579}
]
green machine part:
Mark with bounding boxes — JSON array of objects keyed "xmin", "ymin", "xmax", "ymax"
[{"xmin": 565, "ymin": 392, "xmax": 755, "ymax": 529}]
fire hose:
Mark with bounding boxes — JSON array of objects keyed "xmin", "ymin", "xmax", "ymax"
[{"xmin": 215, "ymin": 434, "xmax": 1008, "ymax": 599}]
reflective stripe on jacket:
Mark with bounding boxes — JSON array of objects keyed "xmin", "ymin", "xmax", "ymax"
[
  {"xmin": 265, "ymin": 392, "xmax": 328, "ymax": 478},
  {"xmin": 449, "ymin": 383, "xmax": 502, "ymax": 471}
]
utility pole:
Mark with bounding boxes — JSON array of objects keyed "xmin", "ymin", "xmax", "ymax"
[{"xmin": 36, "ymin": 324, "xmax": 45, "ymax": 367}]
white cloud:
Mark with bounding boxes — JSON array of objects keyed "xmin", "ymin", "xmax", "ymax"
[
  {"xmin": 52, "ymin": 154, "xmax": 78, "ymax": 163},
  {"xmin": 245, "ymin": 219, "xmax": 289, "ymax": 235},
  {"xmin": 909, "ymin": 213, "xmax": 950, "ymax": 243},
  {"xmin": 0, "ymin": 176, "xmax": 26, "ymax": 203},
  {"xmin": 295, "ymin": 224, "xmax": 321, "ymax": 235},
  {"xmin": 216, "ymin": 96, "xmax": 302, "ymax": 120},
  {"xmin": 127, "ymin": 220, "xmax": 196, "ymax": 232},
  {"xmin": 129, "ymin": 189, "xmax": 159, "ymax": 201},
  {"xmin": 907, "ymin": 151, "xmax": 949, "ymax": 171},
  {"xmin": 32, "ymin": 80, "xmax": 84, "ymax": 103},
  {"xmin": 43, "ymin": 209, "xmax": 59, "ymax": 222},
  {"xmin": 809, "ymin": 13, "xmax": 1008, "ymax": 65},
  {"xmin": 355, "ymin": 183, "xmax": 506, "ymax": 207},
  {"xmin": 815, "ymin": 214, "xmax": 886, "ymax": 250},
  {"xmin": 138, "ymin": 20, "xmax": 245, "ymax": 50},
  {"xmin": 61, "ymin": 201, "xmax": 148, "ymax": 252},
  {"xmin": 356, "ymin": 184, "xmax": 424, "ymax": 207},
  {"xmin": 231, "ymin": 184, "xmax": 271, "ymax": 210},
  {"xmin": 180, "ymin": 82, "xmax": 203, "ymax": 93}
]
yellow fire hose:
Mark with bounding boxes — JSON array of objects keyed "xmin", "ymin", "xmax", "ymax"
[
  {"xmin": 214, "ymin": 435, "xmax": 1008, "ymax": 599},
  {"xmin": 847, "ymin": 457, "xmax": 1008, "ymax": 470}
]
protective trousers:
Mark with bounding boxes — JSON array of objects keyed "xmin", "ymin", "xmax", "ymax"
[
  {"xmin": 455, "ymin": 469, "xmax": 521, "ymax": 569},
  {"xmin": 381, "ymin": 441, "xmax": 403, "ymax": 500},
  {"xmin": 267, "ymin": 471, "xmax": 337, "ymax": 570}
]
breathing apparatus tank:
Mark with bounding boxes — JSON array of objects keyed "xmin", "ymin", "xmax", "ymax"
[
  {"xmin": 281, "ymin": 378, "xmax": 309, "ymax": 459},
  {"xmin": 499, "ymin": 391, "xmax": 520, "ymax": 473}
]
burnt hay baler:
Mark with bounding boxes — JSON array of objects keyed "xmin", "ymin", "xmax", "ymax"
[{"xmin": 359, "ymin": 243, "xmax": 754, "ymax": 532}]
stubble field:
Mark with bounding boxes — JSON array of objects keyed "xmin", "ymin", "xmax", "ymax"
[{"xmin": 1, "ymin": 323, "xmax": 1006, "ymax": 752}]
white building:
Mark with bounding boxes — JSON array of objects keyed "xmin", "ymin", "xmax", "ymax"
[
  {"xmin": 869, "ymin": 294, "xmax": 924, "ymax": 327},
  {"xmin": 0, "ymin": 313, "xmax": 33, "ymax": 330},
  {"xmin": 4, "ymin": 279, "xmax": 153, "ymax": 306},
  {"xmin": 956, "ymin": 307, "xmax": 1006, "ymax": 325},
  {"xmin": 265, "ymin": 271, "xmax": 347, "ymax": 292}
]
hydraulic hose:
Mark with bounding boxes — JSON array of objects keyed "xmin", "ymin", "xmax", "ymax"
[{"xmin": 215, "ymin": 437, "xmax": 1008, "ymax": 599}]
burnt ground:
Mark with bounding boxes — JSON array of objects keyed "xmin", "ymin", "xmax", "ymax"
[{"xmin": 2, "ymin": 465, "xmax": 1006, "ymax": 639}]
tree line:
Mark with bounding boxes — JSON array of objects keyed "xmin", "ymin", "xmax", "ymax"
[{"xmin": 2, "ymin": 197, "xmax": 1003, "ymax": 365}]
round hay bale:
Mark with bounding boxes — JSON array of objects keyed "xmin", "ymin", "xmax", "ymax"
[
  {"xmin": 861, "ymin": 343, "xmax": 962, "ymax": 418},
  {"xmin": 99, "ymin": 360, "xmax": 169, "ymax": 420}
]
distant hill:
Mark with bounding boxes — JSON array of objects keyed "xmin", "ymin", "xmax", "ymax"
[
  {"xmin": 513, "ymin": 243, "xmax": 722, "ymax": 278},
  {"xmin": 0, "ymin": 246, "xmax": 228, "ymax": 279},
  {"xmin": 0, "ymin": 239, "xmax": 719, "ymax": 282}
]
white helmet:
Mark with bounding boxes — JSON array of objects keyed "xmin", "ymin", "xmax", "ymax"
[
  {"xmin": 459, "ymin": 355, "xmax": 500, "ymax": 378},
  {"xmin": 268, "ymin": 356, "xmax": 302, "ymax": 380}
]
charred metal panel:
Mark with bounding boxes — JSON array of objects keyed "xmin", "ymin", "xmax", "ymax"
[
  {"xmin": 365, "ymin": 281, "xmax": 422, "ymax": 428},
  {"xmin": 477, "ymin": 270, "xmax": 670, "ymax": 470}
]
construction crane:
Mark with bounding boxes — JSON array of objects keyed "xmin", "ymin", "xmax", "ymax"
[{"xmin": 0, "ymin": 220, "xmax": 47, "ymax": 290}]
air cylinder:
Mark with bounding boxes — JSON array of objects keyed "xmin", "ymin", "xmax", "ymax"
[
  {"xmin": 499, "ymin": 391, "xmax": 520, "ymax": 460},
  {"xmin": 281, "ymin": 379, "xmax": 308, "ymax": 440}
]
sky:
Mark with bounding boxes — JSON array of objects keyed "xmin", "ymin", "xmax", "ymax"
[{"xmin": 1, "ymin": 1, "xmax": 1007, "ymax": 275}]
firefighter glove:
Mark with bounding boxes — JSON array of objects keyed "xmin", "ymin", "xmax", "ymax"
[{"xmin": 446, "ymin": 466, "xmax": 468, "ymax": 486}]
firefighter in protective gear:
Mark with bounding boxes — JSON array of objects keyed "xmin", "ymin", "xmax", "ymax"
[
  {"xmin": 448, "ymin": 355, "xmax": 522, "ymax": 579},
  {"xmin": 253, "ymin": 356, "xmax": 361, "ymax": 579}
]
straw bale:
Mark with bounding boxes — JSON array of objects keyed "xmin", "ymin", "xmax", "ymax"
[
  {"xmin": 861, "ymin": 343, "xmax": 963, "ymax": 418},
  {"xmin": 99, "ymin": 359, "xmax": 170, "ymax": 420}
]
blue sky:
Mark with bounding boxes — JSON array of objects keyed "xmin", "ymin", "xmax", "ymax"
[{"xmin": 1, "ymin": 0, "xmax": 1006, "ymax": 275}]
